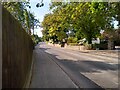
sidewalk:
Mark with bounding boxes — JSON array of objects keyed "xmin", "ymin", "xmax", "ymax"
[{"xmin": 30, "ymin": 46, "xmax": 77, "ymax": 88}]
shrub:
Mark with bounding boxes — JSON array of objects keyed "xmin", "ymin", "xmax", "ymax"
[
  {"xmin": 85, "ymin": 44, "xmax": 92, "ymax": 50},
  {"xmin": 31, "ymin": 34, "xmax": 41, "ymax": 45},
  {"xmin": 92, "ymin": 42, "xmax": 108, "ymax": 50},
  {"xmin": 67, "ymin": 37, "xmax": 78, "ymax": 43}
]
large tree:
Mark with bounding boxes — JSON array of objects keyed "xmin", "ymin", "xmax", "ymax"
[{"xmin": 42, "ymin": 2, "xmax": 114, "ymax": 44}]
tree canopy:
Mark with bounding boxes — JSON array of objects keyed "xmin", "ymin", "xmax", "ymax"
[
  {"xmin": 42, "ymin": 2, "xmax": 119, "ymax": 44},
  {"xmin": 2, "ymin": 1, "xmax": 40, "ymax": 35}
]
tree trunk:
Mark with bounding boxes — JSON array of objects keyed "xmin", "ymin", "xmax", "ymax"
[
  {"xmin": 86, "ymin": 34, "xmax": 92, "ymax": 50},
  {"xmin": 88, "ymin": 38, "xmax": 92, "ymax": 44},
  {"xmin": 33, "ymin": 26, "xmax": 34, "ymax": 35},
  {"xmin": 87, "ymin": 34, "xmax": 92, "ymax": 44}
]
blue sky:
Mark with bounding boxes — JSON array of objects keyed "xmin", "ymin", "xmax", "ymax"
[{"xmin": 28, "ymin": 0, "xmax": 51, "ymax": 37}]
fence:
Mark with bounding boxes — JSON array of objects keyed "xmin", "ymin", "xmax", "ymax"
[{"xmin": 2, "ymin": 7, "xmax": 34, "ymax": 88}]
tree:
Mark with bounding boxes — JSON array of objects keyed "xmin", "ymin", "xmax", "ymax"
[
  {"xmin": 2, "ymin": 2, "xmax": 29, "ymax": 26},
  {"xmin": 2, "ymin": 2, "xmax": 40, "ymax": 35},
  {"xmin": 110, "ymin": 2, "xmax": 120, "ymax": 28},
  {"xmin": 47, "ymin": 2, "xmax": 114, "ymax": 44},
  {"xmin": 42, "ymin": 13, "xmax": 69, "ymax": 43}
]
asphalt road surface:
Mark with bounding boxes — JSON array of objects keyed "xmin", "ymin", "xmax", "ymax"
[{"xmin": 30, "ymin": 42, "xmax": 119, "ymax": 89}]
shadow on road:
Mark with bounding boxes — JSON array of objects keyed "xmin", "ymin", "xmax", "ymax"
[
  {"xmin": 39, "ymin": 46, "xmax": 118, "ymax": 74},
  {"xmin": 37, "ymin": 45, "xmax": 118, "ymax": 89}
]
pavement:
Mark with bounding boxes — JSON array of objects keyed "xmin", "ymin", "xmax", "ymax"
[
  {"xmin": 30, "ymin": 44, "xmax": 78, "ymax": 88},
  {"xmin": 30, "ymin": 42, "xmax": 119, "ymax": 89}
]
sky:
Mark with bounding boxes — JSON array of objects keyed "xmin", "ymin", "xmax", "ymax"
[{"xmin": 28, "ymin": 0, "xmax": 51, "ymax": 37}]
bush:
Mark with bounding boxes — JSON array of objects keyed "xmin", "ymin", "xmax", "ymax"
[
  {"xmin": 67, "ymin": 37, "xmax": 78, "ymax": 43},
  {"xmin": 31, "ymin": 34, "xmax": 41, "ymax": 45},
  {"xmin": 92, "ymin": 42, "xmax": 108, "ymax": 50},
  {"xmin": 85, "ymin": 44, "xmax": 92, "ymax": 50}
]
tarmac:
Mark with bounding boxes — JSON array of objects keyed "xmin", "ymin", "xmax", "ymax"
[{"xmin": 30, "ymin": 45, "xmax": 78, "ymax": 88}]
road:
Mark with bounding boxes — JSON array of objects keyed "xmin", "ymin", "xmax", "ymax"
[{"xmin": 30, "ymin": 42, "xmax": 119, "ymax": 89}]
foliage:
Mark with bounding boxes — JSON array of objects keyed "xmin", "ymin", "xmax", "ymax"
[
  {"xmin": 101, "ymin": 29, "xmax": 120, "ymax": 46},
  {"xmin": 68, "ymin": 43, "xmax": 79, "ymax": 46},
  {"xmin": 2, "ymin": 2, "xmax": 40, "ymax": 35},
  {"xmin": 92, "ymin": 42, "xmax": 108, "ymax": 50},
  {"xmin": 31, "ymin": 34, "xmax": 42, "ymax": 45},
  {"xmin": 41, "ymin": 13, "xmax": 68, "ymax": 43},
  {"xmin": 67, "ymin": 37, "xmax": 78, "ymax": 43},
  {"xmin": 110, "ymin": 2, "xmax": 120, "ymax": 28},
  {"xmin": 42, "ymin": 2, "xmax": 118, "ymax": 45}
]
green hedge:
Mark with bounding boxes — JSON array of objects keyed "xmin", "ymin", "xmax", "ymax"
[{"xmin": 92, "ymin": 43, "xmax": 108, "ymax": 50}]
